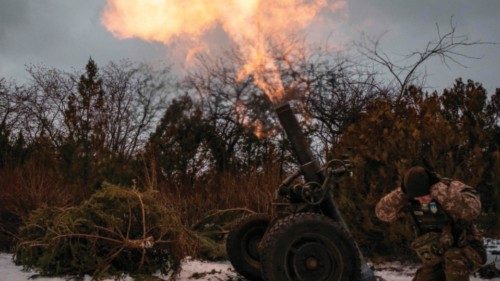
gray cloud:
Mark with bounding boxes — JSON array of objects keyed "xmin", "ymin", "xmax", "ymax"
[
  {"xmin": 0, "ymin": 0, "xmax": 165, "ymax": 80},
  {"xmin": 0, "ymin": 0, "xmax": 29, "ymax": 47},
  {"xmin": 0, "ymin": 1, "xmax": 28, "ymax": 27},
  {"xmin": 0, "ymin": 0, "xmax": 498, "ymax": 92}
]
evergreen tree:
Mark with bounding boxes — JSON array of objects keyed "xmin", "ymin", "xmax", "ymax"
[
  {"xmin": 0, "ymin": 124, "xmax": 11, "ymax": 167},
  {"xmin": 63, "ymin": 58, "xmax": 107, "ymax": 188},
  {"xmin": 330, "ymin": 79, "xmax": 499, "ymax": 257},
  {"xmin": 147, "ymin": 95, "xmax": 205, "ymax": 186}
]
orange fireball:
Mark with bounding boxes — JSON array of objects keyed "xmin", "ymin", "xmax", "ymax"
[{"xmin": 102, "ymin": 0, "xmax": 345, "ymax": 102}]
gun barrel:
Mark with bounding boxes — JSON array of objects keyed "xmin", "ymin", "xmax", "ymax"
[
  {"xmin": 275, "ymin": 102, "xmax": 323, "ymax": 183},
  {"xmin": 275, "ymin": 102, "xmax": 347, "ymax": 220}
]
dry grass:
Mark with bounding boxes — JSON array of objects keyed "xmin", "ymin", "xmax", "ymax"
[
  {"xmin": 0, "ymin": 158, "xmax": 283, "ymax": 252},
  {"xmin": 156, "ymin": 164, "xmax": 283, "ymax": 227},
  {"xmin": 0, "ymin": 159, "xmax": 85, "ymax": 250}
]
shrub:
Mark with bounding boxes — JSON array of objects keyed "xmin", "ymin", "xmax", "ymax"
[{"xmin": 14, "ymin": 184, "xmax": 187, "ymax": 279}]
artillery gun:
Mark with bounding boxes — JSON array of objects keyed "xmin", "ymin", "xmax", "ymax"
[{"xmin": 226, "ymin": 101, "xmax": 375, "ymax": 281}]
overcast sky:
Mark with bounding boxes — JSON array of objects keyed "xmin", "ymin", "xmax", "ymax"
[{"xmin": 0, "ymin": 0, "xmax": 498, "ymax": 93}]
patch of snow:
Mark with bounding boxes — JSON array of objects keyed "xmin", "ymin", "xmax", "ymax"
[
  {"xmin": 484, "ymin": 238, "xmax": 500, "ymax": 270},
  {"xmin": 0, "ymin": 254, "xmax": 239, "ymax": 281},
  {"xmin": 0, "ymin": 253, "xmax": 64, "ymax": 281},
  {"xmin": 175, "ymin": 258, "xmax": 239, "ymax": 280},
  {"xmin": 0, "ymin": 253, "xmax": 134, "ymax": 281},
  {"xmin": 372, "ymin": 261, "xmax": 491, "ymax": 281},
  {"xmin": 372, "ymin": 262, "xmax": 418, "ymax": 281}
]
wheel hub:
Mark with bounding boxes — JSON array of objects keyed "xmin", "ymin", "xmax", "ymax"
[
  {"xmin": 305, "ymin": 257, "xmax": 319, "ymax": 270},
  {"xmin": 290, "ymin": 240, "xmax": 337, "ymax": 281}
]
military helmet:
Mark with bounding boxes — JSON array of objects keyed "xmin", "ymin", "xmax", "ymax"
[{"xmin": 402, "ymin": 166, "xmax": 435, "ymax": 198}]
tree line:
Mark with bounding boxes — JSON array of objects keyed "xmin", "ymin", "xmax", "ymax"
[{"xmin": 0, "ymin": 46, "xmax": 498, "ymax": 255}]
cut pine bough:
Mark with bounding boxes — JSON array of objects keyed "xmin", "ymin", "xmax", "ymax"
[{"xmin": 12, "ymin": 185, "xmax": 186, "ymax": 278}]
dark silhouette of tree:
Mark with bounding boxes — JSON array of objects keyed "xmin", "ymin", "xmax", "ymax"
[
  {"xmin": 184, "ymin": 53, "xmax": 279, "ymax": 174},
  {"xmin": 63, "ymin": 58, "xmax": 107, "ymax": 187},
  {"xmin": 329, "ymin": 80, "xmax": 499, "ymax": 256},
  {"xmin": 147, "ymin": 95, "xmax": 205, "ymax": 186}
]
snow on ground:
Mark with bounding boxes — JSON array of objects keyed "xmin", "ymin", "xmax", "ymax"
[
  {"xmin": 0, "ymin": 254, "xmax": 241, "ymax": 281},
  {"xmin": 175, "ymin": 258, "xmax": 240, "ymax": 280},
  {"xmin": 372, "ymin": 262, "xmax": 495, "ymax": 281},
  {"xmin": 0, "ymin": 255, "xmax": 495, "ymax": 281},
  {"xmin": 484, "ymin": 238, "xmax": 500, "ymax": 268},
  {"xmin": 0, "ymin": 253, "xmax": 71, "ymax": 281},
  {"xmin": 1, "ymin": 239, "xmax": 498, "ymax": 281}
]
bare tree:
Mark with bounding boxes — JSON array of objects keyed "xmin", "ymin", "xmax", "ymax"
[
  {"xmin": 355, "ymin": 18, "xmax": 492, "ymax": 100},
  {"xmin": 183, "ymin": 52, "xmax": 277, "ymax": 173},
  {"xmin": 263, "ymin": 40, "xmax": 381, "ymax": 152},
  {"xmin": 13, "ymin": 66, "xmax": 75, "ymax": 144},
  {"xmin": 101, "ymin": 61, "xmax": 171, "ymax": 160},
  {"xmin": 0, "ymin": 79, "xmax": 21, "ymax": 132},
  {"xmin": 10, "ymin": 61, "xmax": 171, "ymax": 161}
]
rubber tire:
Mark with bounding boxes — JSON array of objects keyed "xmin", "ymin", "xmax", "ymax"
[
  {"xmin": 260, "ymin": 213, "xmax": 361, "ymax": 281},
  {"xmin": 226, "ymin": 213, "xmax": 270, "ymax": 281}
]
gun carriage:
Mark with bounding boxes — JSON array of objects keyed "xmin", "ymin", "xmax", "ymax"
[{"xmin": 226, "ymin": 102, "xmax": 375, "ymax": 281}]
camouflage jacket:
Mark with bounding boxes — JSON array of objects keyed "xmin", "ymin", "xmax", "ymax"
[{"xmin": 375, "ymin": 180, "xmax": 483, "ymax": 242}]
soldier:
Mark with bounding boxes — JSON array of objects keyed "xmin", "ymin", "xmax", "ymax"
[{"xmin": 375, "ymin": 166, "xmax": 487, "ymax": 281}]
